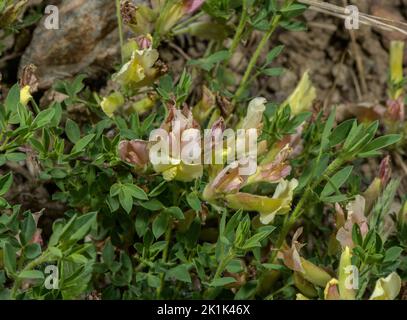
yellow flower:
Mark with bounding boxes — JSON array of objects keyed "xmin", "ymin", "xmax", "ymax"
[
  {"xmin": 389, "ymin": 41, "xmax": 404, "ymax": 99},
  {"xmin": 296, "ymin": 293, "xmax": 310, "ymax": 300},
  {"xmin": 20, "ymin": 85, "xmax": 32, "ymax": 106},
  {"xmin": 225, "ymin": 179, "xmax": 298, "ymax": 224},
  {"xmin": 101, "ymin": 92, "xmax": 125, "ymax": 118},
  {"xmin": 154, "ymin": 162, "xmax": 203, "ymax": 182},
  {"xmin": 113, "ymin": 48, "xmax": 160, "ymax": 92},
  {"xmin": 369, "ymin": 272, "xmax": 401, "ymax": 300},
  {"xmin": 284, "ymin": 71, "xmax": 316, "ymax": 115},
  {"xmin": 131, "ymin": 95, "xmax": 156, "ymax": 114}
]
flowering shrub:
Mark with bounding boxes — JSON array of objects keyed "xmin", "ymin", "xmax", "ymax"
[{"xmin": 0, "ymin": 0, "xmax": 406, "ymax": 300}]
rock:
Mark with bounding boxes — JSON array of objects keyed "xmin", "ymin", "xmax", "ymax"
[
  {"xmin": 371, "ymin": 4, "xmax": 407, "ymax": 43},
  {"xmin": 19, "ymin": 0, "xmax": 119, "ymax": 89}
]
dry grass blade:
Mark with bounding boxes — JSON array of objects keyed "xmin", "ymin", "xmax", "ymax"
[{"xmin": 298, "ymin": 0, "xmax": 407, "ymax": 36}]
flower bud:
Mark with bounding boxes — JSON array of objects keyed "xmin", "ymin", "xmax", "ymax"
[
  {"xmin": 386, "ymin": 98, "xmax": 405, "ymax": 122},
  {"xmin": 324, "ymin": 278, "xmax": 340, "ymax": 300},
  {"xmin": 135, "ymin": 34, "xmax": 153, "ymax": 50}
]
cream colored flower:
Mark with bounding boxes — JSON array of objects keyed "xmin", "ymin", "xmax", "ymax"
[
  {"xmin": 113, "ymin": 48, "xmax": 160, "ymax": 92},
  {"xmin": 338, "ymin": 246, "xmax": 356, "ymax": 300},
  {"xmin": 370, "ymin": 272, "xmax": 401, "ymax": 300},
  {"xmin": 225, "ymin": 179, "xmax": 298, "ymax": 225},
  {"xmin": 241, "ymin": 97, "xmax": 267, "ymax": 131},
  {"xmin": 151, "ymin": 105, "xmax": 203, "ymax": 182}
]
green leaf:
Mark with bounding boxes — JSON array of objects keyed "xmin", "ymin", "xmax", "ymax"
[
  {"xmin": 119, "ymin": 189, "xmax": 133, "ymax": 214},
  {"xmin": 0, "ymin": 172, "xmax": 13, "ymax": 196},
  {"xmin": 20, "ymin": 213, "xmax": 36, "ymax": 246},
  {"xmin": 164, "ymin": 206, "xmax": 185, "ymax": 220},
  {"xmin": 71, "ymin": 134, "xmax": 95, "ymax": 154},
  {"xmin": 320, "ymin": 194, "xmax": 348, "ymax": 203},
  {"xmin": 322, "ymin": 108, "xmax": 336, "ymax": 150},
  {"xmin": 261, "ymin": 67, "xmax": 284, "ymax": 77},
  {"xmin": 186, "ymin": 192, "xmax": 201, "ymax": 211},
  {"xmin": 167, "ymin": 265, "xmax": 191, "ymax": 283},
  {"xmin": 352, "ymin": 224, "xmax": 363, "ymax": 247},
  {"xmin": 210, "ymin": 277, "xmax": 236, "ymax": 287},
  {"xmin": 102, "ymin": 239, "xmax": 115, "ymax": 267},
  {"xmin": 321, "ymin": 166, "xmax": 353, "ymax": 197},
  {"xmin": 266, "ymin": 45, "xmax": 285, "ymax": 65},
  {"xmin": 69, "ymin": 212, "xmax": 97, "ymax": 241},
  {"xmin": 123, "ymin": 183, "xmax": 148, "ymax": 200},
  {"xmin": 384, "ymin": 246, "xmax": 403, "ymax": 263},
  {"xmin": 241, "ymin": 227, "xmax": 275, "ymax": 250},
  {"xmin": 32, "ymin": 108, "xmax": 55, "ymax": 128},
  {"xmin": 65, "ymin": 119, "xmax": 81, "ymax": 143},
  {"xmin": 188, "ymin": 50, "xmax": 231, "ymax": 71},
  {"xmin": 110, "ymin": 183, "xmax": 121, "ymax": 197},
  {"xmin": 5, "ymin": 152, "xmax": 26, "ymax": 162},
  {"xmin": 18, "ymin": 270, "xmax": 44, "ymax": 280},
  {"xmin": 330, "ymin": 119, "xmax": 355, "ymax": 146},
  {"xmin": 5, "ymin": 84, "xmax": 20, "ymax": 113},
  {"xmin": 3, "ymin": 242, "xmax": 17, "ymax": 275},
  {"xmin": 359, "ymin": 134, "xmax": 401, "ymax": 155},
  {"xmin": 152, "ymin": 213, "xmax": 170, "ymax": 239},
  {"xmin": 140, "ymin": 199, "xmax": 164, "ymax": 211}
]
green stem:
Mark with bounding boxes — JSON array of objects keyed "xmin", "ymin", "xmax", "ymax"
[
  {"xmin": 228, "ymin": 0, "xmax": 248, "ymax": 60},
  {"xmin": 172, "ymin": 11, "xmax": 205, "ymax": 34},
  {"xmin": 157, "ymin": 224, "xmax": 173, "ymax": 299},
  {"xmin": 269, "ymin": 156, "xmax": 346, "ymax": 263},
  {"xmin": 115, "ymin": 0, "xmax": 124, "ymax": 64},
  {"xmin": 233, "ymin": 15, "xmax": 282, "ymax": 103}
]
